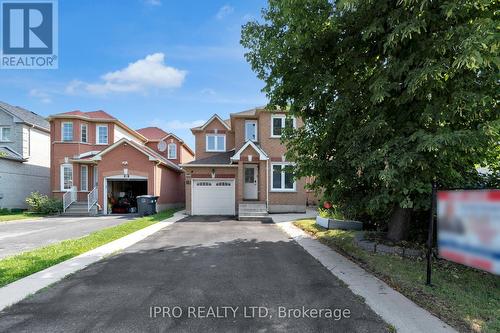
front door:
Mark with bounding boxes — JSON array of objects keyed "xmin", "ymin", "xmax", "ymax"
[{"xmin": 244, "ymin": 165, "xmax": 258, "ymax": 200}]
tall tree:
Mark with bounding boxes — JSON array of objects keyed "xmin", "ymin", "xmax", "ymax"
[{"xmin": 241, "ymin": 0, "xmax": 499, "ymax": 240}]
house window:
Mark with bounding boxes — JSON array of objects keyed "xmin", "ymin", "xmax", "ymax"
[
  {"xmin": 62, "ymin": 122, "xmax": 73, "ymax": 142},
  {"xmin": 80, "ymin": 165, "xmax": 88, "ymax": 191},
  {"xmin": 96, "ymin": 125, "xmax": 108, "ymax": 144},
  {"xmin": 0, "ymin": 127, "xmax": 11, "ymax": 141},
  {"xmin": 206, "ymin": 134, "xmax": 225, "ymax": 152},
  {"xmin": 167, "ymin": 143, "xmax": 177, "ymax": 159},
  {"xmin": 60, "ymin": 164, "xmax": 73, "ymax": 191},
  {"xmin": 245, "ymin": 120, "xmax": 258, "ymax": 142},
  {"xmin": 271, "ymin": 163, "xmax": 296, "ymax": 191},
  {"xmin": 271, "ymin": 115, "xmax": 296, "ymax": 138},
  {"xmin": 80, "ymin": 124, "xmax": 88, "ymax": 143}
]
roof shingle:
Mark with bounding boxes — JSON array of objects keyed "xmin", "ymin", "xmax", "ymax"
[{"xmin": 0, "ymin": 101, "xmax": 49, "ymax": 131}]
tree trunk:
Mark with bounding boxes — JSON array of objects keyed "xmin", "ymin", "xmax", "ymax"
[{"xmin": 387, "ymin": 205, "xmax": 412, "ymax": 241}]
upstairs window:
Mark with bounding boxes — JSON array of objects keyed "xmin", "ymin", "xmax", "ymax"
[
  {"xmin": 62, "ymin": 122, "xmax": 73, "ymax": 141},
  {"xmin": 271, "ymin": 115, "xmax": 296, "ymax": 138},
  {"xmin": 245, "ymin": 120, "xmax": 258, "ymax": 142},
  {"xmin": 96, "ymin": 125, "xmax": 108, "ymax": 144},
  {"xmin": 167, "ymin": 143, "xmax": 177, "ymax": 159},
  {"xmin": 206, "ymin": 134, "xmax": 225, "ymax": 152},
  {"xmin": 81, "ymin": 124, "xmax": 88, "ymax": 143},
  {"xmin": 0, "ymin": 127, "xmax": 11, "ymax": 142}
]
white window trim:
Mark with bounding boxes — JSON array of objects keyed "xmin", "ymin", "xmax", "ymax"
[
  {"xmin": 60, "ymin": 164, "xmax": 73, "ymax": 191},
  {"xmin": 61, "ymin": 122, "xmax": 73, "ymax": 142},
  {"xmin": 245, "ymin": 120, "xmax": 258, "ymax": 142},
  {"xmin": 80, "ymin": 165, "xmax": 88, "ymax": 191},
  {"xmin": 270, "ymin": 115, "xmax": 296, "ymax": 138},
  {"xmin": 80, "ymin": 123, "xmax": 88, "ymax": 143},
  {"xmin": 206, "ymin": 134, "xmax": 226, "ymax": 152},
  {"xmin": 96, "ymin": 124, "xmax": 109, "ymax": 145},
  {"xmin": 270, "ymin": 162, "xmax": 296, "ymax": 192},
  {"xmin": 0, "ymin": 126, "xmax": 12, "ymax": 142},
  {"xmin": 167, "ymin": 143, "xmax": 177, "ymax": 159}
]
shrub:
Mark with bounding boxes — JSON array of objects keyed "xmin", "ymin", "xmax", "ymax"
[
  {"xmin": 318, "ymin": 199, "xmax": 345, "ymax": 220},
  {"xmin": 25, "ymin": 192, "xmax": 62, "ymax": 214}
]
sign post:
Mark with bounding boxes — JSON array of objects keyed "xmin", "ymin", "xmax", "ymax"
[{"xmin": 426, "ymin": 182, "xmax": 437, "ymax": 286}]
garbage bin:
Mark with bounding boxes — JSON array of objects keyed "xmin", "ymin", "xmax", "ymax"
[{"xmin": 136, "ymin": 195, "xmax": 159, "ymax": 216}]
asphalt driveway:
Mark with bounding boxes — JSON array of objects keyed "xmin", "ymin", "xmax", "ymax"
[
  {"xmin": 0, "ymin": 215, "xmax": 135, "ymax": 259},
  {"xmin": 0, "ymin": 216, "xmax": 388, "ymax": 332}
]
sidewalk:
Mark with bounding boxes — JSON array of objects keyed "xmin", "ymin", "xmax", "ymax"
[
  {"xmin": 0, "ymin": 211, "xmax": 185, "ymax": 311},
  {"xmin": 276, "ymin": 220, "xmax": 457, "ymax": 333}
]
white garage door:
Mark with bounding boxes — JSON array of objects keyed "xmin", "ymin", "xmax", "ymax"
[{"xmin": 192, "ymin": 179, "xmax": 235, "ymax": 215}]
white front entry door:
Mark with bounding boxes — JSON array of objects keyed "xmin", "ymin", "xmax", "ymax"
[
  {"xmin": 192, "ymin": 180, "xmax": 235, "ymax": 215},
  {"xmin": 243, "ymin": 165, "xmax": 258, "ymax": 200}
]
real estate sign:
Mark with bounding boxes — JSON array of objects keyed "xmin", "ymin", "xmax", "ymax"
[{"xmin": 437, "ymin": 190, "xmax": 500, "ymax": 275}]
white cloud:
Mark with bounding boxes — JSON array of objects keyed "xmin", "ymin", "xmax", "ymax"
[
  {"xmin": 66, "ymin": 53, "xmax": 186, "ymax": 95},
  {"xmin": 29, "ymin": 89, "xmax": 52, "ymax": 103},
  {"xmin": 200, "ymin": 88, "xmax": 216, "ymax": 96},
  {"xmin": 150, "ymin": 119, "xmax": 205, "ymax": 131},
  {"xmin": 216, "ymin": 5, "xmax": 234, "ymax": 20}
]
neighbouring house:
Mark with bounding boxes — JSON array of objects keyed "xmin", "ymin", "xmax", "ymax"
[
  {"xmin": 48, "ymin": 111, "xmax": 194, "ymax": 215},
  {"xmin": 182, "ymin": 107, "xmax": 316, "ymax": 218},
  {"xmin": 0, "ymin": 101, "xmax": 50, "ymax": 209}
]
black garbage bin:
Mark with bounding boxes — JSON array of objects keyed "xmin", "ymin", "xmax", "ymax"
[{"xmin": 136, "ymin": 195, "xmax": 159, "ymax": 216}]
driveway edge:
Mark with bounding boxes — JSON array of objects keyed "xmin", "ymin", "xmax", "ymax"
[
  {"xmin": 275, "ymin": 221, "xmax": 457, "ymax": 333},
  {"xmin": 0, "ymin": 210, "xmax": 185, "ymax": 311}
]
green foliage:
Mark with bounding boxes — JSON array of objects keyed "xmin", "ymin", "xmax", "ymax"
[
  {"xmin": 241, "ymin": 0, "xmax": 499, "ymax": 225},
  {"xmin": 25, "ymin": 192, "xmax": 62, "ymax": 215}
]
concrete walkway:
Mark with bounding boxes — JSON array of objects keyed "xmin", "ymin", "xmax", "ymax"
[{"xmin": 276, "ymin": 221, "xmax": 457, "ymax": 333}]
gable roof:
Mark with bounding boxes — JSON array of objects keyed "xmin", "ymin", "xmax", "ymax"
[
  {"xmin": 52, "ymin": 110, "xmax": 116, "ymax": 120},
  {"xmin": 0, "ymin": 146, "xmax": 26, "ymax": 162},
  {"xmin": 231, "ymin": 141, "xmax": 269, "ymax": 161},
  {"xmin": 136, "ymin": 127, "xmax": 169, "ymax": 141},
  {"xmin": 0, "ymin": 101, "xmax": 49, "ymax": 131},
  {"xmin": 92, "ymin": 138, "xmax": 182, "ymax": 172},
  {"xmin": 192, "ymin": 114, "xmax": 231, "ymax": 131}
]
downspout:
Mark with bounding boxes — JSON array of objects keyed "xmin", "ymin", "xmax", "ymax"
[{"xmin": 266, "ymin": 158, "xmax": 269, "ymax": 212}]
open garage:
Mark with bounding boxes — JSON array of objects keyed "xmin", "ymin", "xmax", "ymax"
[{"xmin": 105, "ymin": 178, "xmax": 148, "ymax": 214}]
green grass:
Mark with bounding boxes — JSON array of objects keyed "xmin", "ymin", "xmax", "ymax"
[
  {"xmin": 0, "ymin": 212, "xmax": 44, "ymax": 222},
  {"xmin": 0, "ymin": 209, "xmax": 176, "ymax": 287},
  {"xmin": 294, "ymin": 219, "xmax": 500, "ymax": 333}
]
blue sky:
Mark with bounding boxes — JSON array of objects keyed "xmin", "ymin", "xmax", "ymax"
[{"xmin": 0, "ymin": 0, "xmax": 268, "ymax": 148}]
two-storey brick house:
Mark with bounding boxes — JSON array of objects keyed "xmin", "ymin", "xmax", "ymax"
[
  {"xmin": 48, "ymin": 110, "xmax": 193, "ymax": 215},
  {"xmin": 182, "ymin": 107, "xmax": 312, "ymax": 218}
]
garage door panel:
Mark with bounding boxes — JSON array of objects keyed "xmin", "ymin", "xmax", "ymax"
[{"xmin": 192, "ymin": 180, "xmax": 235, "ymax": 215}]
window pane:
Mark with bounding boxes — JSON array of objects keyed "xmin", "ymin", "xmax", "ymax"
[
  {"xmin": 272, "ymin": 165, "xmax": 282, "ymax": 189},
  {"xmin": 245, "ymin": 122, "xmax": 256, "ymax": 141},
  {"xmin": 81, "ymin": 125, "xmax": 87, "ymax": 142},
  {"xmin": 216, "ymin": 136, "xmax": 225, "ymax": 150},
  {"xmin": 63, "ymin": 123, "xmax": 73, "ymax": 141},
  {"xmin": 168, "ymin": 144, "xmax": 176, "ymax": 159},
  {"xmin": 207, "ymin": 136, "xmax": 215, "ymax": 150},
  {"xmin": 284, "ymin": 168, "xmax": 294, "ymax": 189},
  {"xmin": 98, "ymin": 126, "xmax": 108, "ymax": 143},
  {"xmin": 272, "ymin": 118, "xmax": 282, "ymax": 136},
  {"xmin": 1, "ymin": 127, "xmax": 11, "ymax": 141},
  {"xmin": 245, "ymin": 168, "xmax": 254, "ymax": 183},
  {"xmin": 81, "ymin": 166, "xmax": 88, "ymax": 191},
  {"xmin": 63, "ymin": 166, "xmax": 72, "ymax": 189}
]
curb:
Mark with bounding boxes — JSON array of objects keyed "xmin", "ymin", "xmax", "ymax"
[
  {"xmin": 276, "ymin": 221, "xmax": 457, "ymax": 333},
  {"xmin": 0, "ymin": 210, "xmax": 185, "ymax": 311}
]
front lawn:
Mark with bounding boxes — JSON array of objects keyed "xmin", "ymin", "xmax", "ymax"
[
  {"xmin": 0, "ymin": 212, "xmax": 44, "ymax": 222},
  {"xmin": 294, "ymin": 219, "xmax": 500, "ymax": 333},
  {"xmin": 0, "ymin": 209, "xmax": 176, "ymax": 287}
]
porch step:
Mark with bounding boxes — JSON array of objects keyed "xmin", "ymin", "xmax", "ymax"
[
  {"xmin": 238, "ymin": 203, "xmax": 268, "ymax": 220},
  {"xmin": 62, "ymin": 201, "xmax": 98, "ymax": 217}
]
